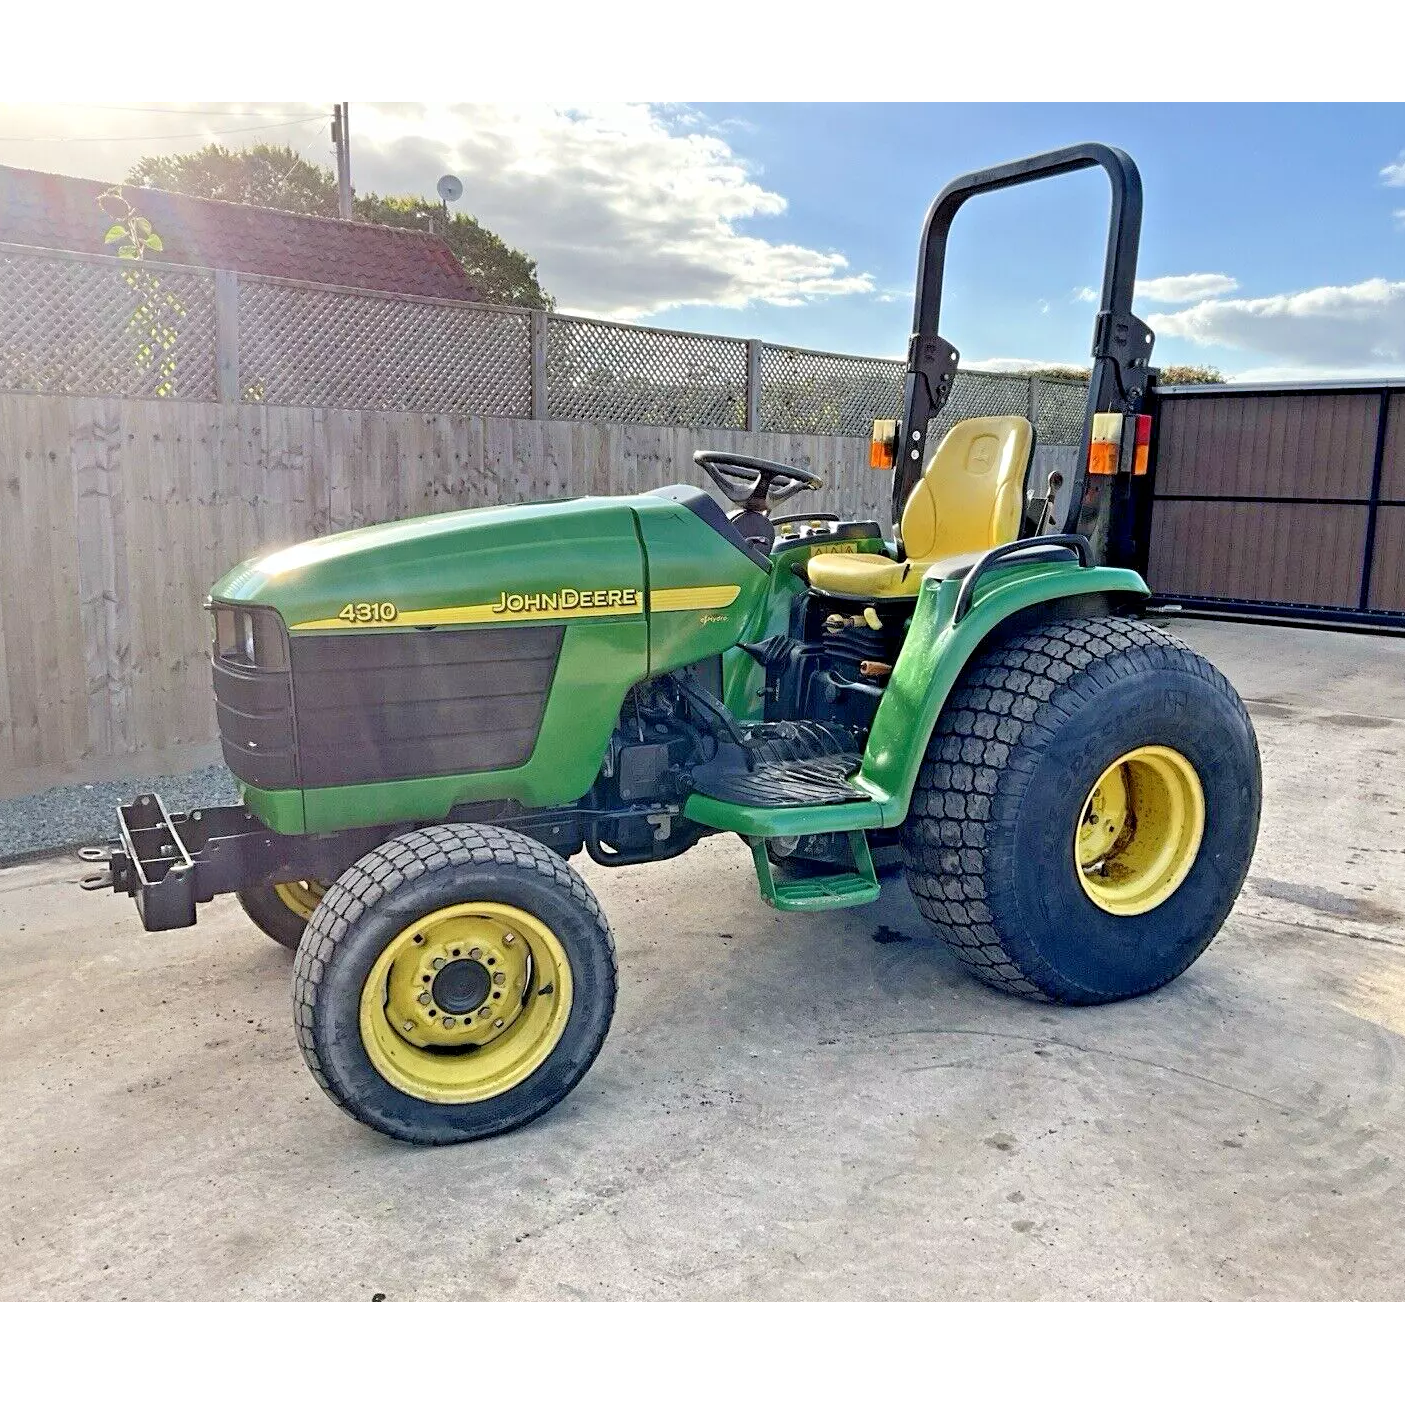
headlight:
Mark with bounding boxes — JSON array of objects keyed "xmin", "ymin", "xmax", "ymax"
[{"xmin": 208, "ymin": 605, "xmax": 288, "ymax": 671}]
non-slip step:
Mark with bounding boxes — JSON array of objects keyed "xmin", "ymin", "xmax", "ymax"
[{"xmin": 689, "ymin": 753, "xmax": 866, "ymax": 807}]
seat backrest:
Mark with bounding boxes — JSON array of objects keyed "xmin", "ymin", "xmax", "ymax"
[{"xmin": 899, "ymin": 415, "xmax": 1035, "ymax": 561}]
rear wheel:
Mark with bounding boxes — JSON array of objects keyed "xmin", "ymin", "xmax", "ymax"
[
  {"xmin": 293, "ymin": 824, "xmax": 617, "ymax": 1145},
  {"xmin": 902, "ymin": 615, "xmax": 1259, "ymax": 1004},
  {"xmin": 237, "ymin": 880, "xmax": 327, "ymax": 950}
]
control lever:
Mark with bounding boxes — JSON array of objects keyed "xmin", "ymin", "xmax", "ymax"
[{"xmin": 1033, "ymin": 470, "xmax": 1065, "ymax": 536}]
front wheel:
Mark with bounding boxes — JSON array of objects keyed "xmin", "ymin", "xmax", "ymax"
[
  {"xmin": 293, "ymin": 824, "xmax": 617, "ymax": 1145},
  {"xmin": 237, "ymin": 880, "xmax": 327, "ymax": 950},
  {"xmin": 902, "ymin": 616, "xmax": 1260, "ymax": 1004}
]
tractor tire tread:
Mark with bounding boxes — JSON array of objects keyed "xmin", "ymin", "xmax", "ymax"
[
  {"xmin": 293, "ymin": 823, "xmax": 616, "ymax": 1125},
  {"xmin": 903, "ymin": 615, "xmax": 1250, "ymax": 1003}
]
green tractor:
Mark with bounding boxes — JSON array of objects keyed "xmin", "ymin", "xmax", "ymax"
[{"xmin": 85, "ymin": 143, "xmax": 1260, "ymax": 1144}]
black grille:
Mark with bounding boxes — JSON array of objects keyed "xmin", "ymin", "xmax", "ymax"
[
  {"xmin": 289, "ymin": 626, "xmax": 564, "ymax": 787},
  {"xmin": 210, "ymin": 610, "xmax": 564, "ymax": 792}
]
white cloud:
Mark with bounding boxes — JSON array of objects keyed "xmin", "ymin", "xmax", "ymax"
[
  {"xmin": 350, "ymin": 103, "xmax": 873, "ymax": 318},
  {"xmin": 1226, "ymin": 364, "xmax": 1405, "ymax": 384},
  {"xmin": 1149, "ymin": 278, "xmax": 1405, "ymax": 369},
  {"xmin": 964, "ymin": 357, "xmax": 1082, "ymax": 375},
  {"xmin": 1395, "ymin": 209, "xmax": 1405, "ymax": 230},
  {"xmin": 1072, "ymin": 286, "xmax": 1097, "ymax": 303},
  {"xmin": 0, "ymin": 102, "xmax": 874, "ymax": 319},
  {"xmin": 1135, "ymin": 273, "xmax": 1239, "ymax": 304},
  {"xmin": 1381, "ymin": 153, "xmax": 1405, "ymax": 187},
  {"xmin": 1037, "ymin": 298, "xmax": 1051, "ymax": 315}
]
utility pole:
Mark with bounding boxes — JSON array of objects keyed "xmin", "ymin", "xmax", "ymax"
[{"xmin": 331, "ymin": 102, "xmax": 353, "ymax": 220}]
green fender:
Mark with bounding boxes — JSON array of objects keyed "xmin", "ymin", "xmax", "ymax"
[{"xmin": 684, "ymin": 558, "xmax": 1149, "ymax": 837}]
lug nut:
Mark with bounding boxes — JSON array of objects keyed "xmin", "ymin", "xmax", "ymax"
[
  {"xmin": 443, "ymin": 1017, "xmax": 455, "ymax": 1029},
  {"xmin": 402, "ymin": 1022, "xmax": 414, "ymax": 1032},
  {"xmin": 479, "ymin": 1006, "xmax": 491, "ymax": 1018},
  {"xmin": 494, "ymin": 1019, "xmax": 504, "ymax": 1028},
  {"xmin": 432, "ymin": 957, "xmax": 445, "ymax": 970},
  {"xmin": 493, "ymin": 972, "xmax": 506, "ymax": 986},
  {"xmin": 503, "ymin": 933, "xmax": 515, "ymax": 945},
  {"xmin": 418, "ymin": 992, "xmax": 431, "ymax": 1006}
]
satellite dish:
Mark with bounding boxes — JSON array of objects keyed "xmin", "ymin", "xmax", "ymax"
[{"xmin": 436, "ymin": 174, "xmax": 463, "ymax": 204}]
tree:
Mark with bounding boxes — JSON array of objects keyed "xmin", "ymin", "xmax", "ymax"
[
  {"xmin": 1157, "ymin": 364, "xmax": 1226, "ymax": 385},
  {"xmin": 1027, "ymin": 364, "xmax": 1225, "ymax": 385},
  {"xmin": 352, "ymin": 194, "xmax": 553, "ymax": 310},
  {"xmin": 125, "ymin": 144, "xmax": 552, "ymax": 308},
  {"xmin": 129, "ymin": 143, "xmax": 339, "ymax": 216}
]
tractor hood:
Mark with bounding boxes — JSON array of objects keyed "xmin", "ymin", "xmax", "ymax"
[{"xmin": 212, "ymin": 496, "xmax": 649, "ymax": 632}]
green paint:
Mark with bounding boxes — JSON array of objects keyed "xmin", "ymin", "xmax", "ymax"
[
  {"xmin": 686, "ymin": 559, "xmax": 1147, "ymax": 839},
  {"xmin": 857, "ymin": 560, "xmax": 1150, "ymax": 824},
  {"xmin": 632, "ymin": 494, "xmax": 771, "ymax": 678},
  {"xmin": 684, "ymin": 790, "xmax": 887, "ymax": 837},
  {"xmin": 211, "ymin": 479, "xmax": 1145, "ymax": 854},
  {"xmin": 217, "ymin": 490, "xmax": 794, "ymax": 836},
  {"xmin": 240, "ymin": 782, "xmax": 305, "ymax": 833},
  {"xmin": 212, "ymin": 495, "xmax": 649, "ymax": 629},
  {"xmin": 746, "ymin": 830, "xmax": 881, "ymax": 911}
]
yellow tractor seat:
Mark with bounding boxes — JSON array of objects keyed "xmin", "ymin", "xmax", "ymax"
[{"xmin": 806, "ymin": 415, "xmax": 1035, "ymax": 599}]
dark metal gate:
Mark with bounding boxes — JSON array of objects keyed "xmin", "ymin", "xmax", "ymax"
[{"xmin": 1144, "ymin": 380, "xmax": 1405, "ymax": 629}]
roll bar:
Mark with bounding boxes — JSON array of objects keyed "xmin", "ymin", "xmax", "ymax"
[{"xmin": 892, "ymin": 142, "xmax": 1156, "ymax": 544}]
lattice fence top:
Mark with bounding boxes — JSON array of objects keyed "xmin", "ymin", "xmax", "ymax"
[
  {"xmin": 238, "ymin": 278, "xmax": 531, "ymax": 415},
  {"xmin": 1034, "ymin": 379, "xmax": 1089, "ymax": 447},
  {"xmin": 547, "ymin": 316, "xmax": 748, "ymax": 427},
  {"xmin": 0, "ymin": 244, "xmax": 1090, "ymax": 441},
  {"xmin": 0, "ymin": 243, "xmax": 216, "ymax": 401},
  {"xmin": 759, "ymin": 344, "xmax": 903, "ymax": 436}
]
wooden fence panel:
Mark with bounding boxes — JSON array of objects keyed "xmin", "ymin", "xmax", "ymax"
[{"xmin": 0, "ymin": 391, "xmax": 923, "ymax": 780}]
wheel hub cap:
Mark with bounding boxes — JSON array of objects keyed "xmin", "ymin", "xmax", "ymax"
[
  {"xmin": 431, "ymin": 958, "xmax": 492, "ymax": 1015},
  {"xmin": 1075, "ymin": 744, "xmax": 1206, "ymax": 917},
  {"xmin": 359, "ymin": 902, "xmax": 574, "ymax": 1104}
]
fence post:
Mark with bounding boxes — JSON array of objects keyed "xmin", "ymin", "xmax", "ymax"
[
  {"xmin": 530, "ymin": 310, "xmax": 549, "ymax": 420},
  {"xmin": 1028, "ymin": 374, "xmax": 1040, "ymax": 431},
  {"xmin": 745, "ymin": 340, "xmax": 763, "ymax": 431},
  {"xmin": 214, "ymin": 269, "xmax": 240, "ymax": 404}
]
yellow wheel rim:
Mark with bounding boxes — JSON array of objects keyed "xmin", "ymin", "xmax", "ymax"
[
  {"xmin": 1075, "ymin": 745, "xmax": 1205, "ymax": 917},
  {"xmin": 359, "ymin": 902, "xmax": 573, "ymax": 1105},
  {"xmin": 274, "ymin": 880, "xmax": 327, "ymax": 921}
]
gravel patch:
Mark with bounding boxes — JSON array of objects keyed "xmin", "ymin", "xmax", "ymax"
[{"xmin": 0, "ymin": 764, "xmax": 239, "ymax": 863}]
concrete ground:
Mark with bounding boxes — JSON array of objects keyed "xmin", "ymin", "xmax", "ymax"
[{"xmin": 2, "ymin": 617, "xmax": 1404, "ymax": 1300}]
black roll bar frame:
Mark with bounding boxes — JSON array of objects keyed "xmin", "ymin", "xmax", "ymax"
[{"xmin": 892, "ymin": 142, "xmax": 1156, "ymax": 549}]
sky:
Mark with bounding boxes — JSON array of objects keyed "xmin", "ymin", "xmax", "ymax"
[{"xmin": 1, "ymin": 101, "xmax": 1402, "ymax": 382}]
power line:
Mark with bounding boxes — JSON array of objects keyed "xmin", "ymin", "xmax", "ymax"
[
  {"xmin": 37, "ymin": 105, "xmax": 325, "ymax": 118},
  {"xmin": 0, "ymin": 117, "xmax": 327, "ymax": 143}
]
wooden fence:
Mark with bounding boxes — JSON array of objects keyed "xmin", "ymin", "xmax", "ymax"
[{"xmin": 0, "ymin": 391, "xmax": 898, "ymax": 782}]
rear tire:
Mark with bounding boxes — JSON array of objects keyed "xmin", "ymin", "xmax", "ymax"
[
  {"xmin": 237, "ymin": 880, "xmax": 326, "ymax": 950},
  {"xmin": 293, "ymin": 824, "xmax": 617, "ymax": 1145},
  {"xmin": 902, "ymin": 615, "xmax": 1259, "ymax": 1004}
]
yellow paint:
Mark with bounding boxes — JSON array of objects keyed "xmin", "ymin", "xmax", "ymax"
[
  {"xmin": 359, "ymin": 901, "xmax": 573, "ymax": 1105},
  {"xmin": 807, "ymin": 415, "xmax": 1033, "ymax": 599},
  {"xmin": 290, "ymin": 583, "xmax": 740, "ymax": 631},
  {"xmin": 649, "ymin": 585, "xmax": 742, "ymax": 612},
  {"xmin": 337, "ymin": 602, "xmax": 398, "ymax": 624},
  {"xmin": 1075, "ymin": 745, "xmax": 1205, "ymax": 917},
  {"xmin": 274, "ymin": 879, "xmax": 327, "ymax": 921}
]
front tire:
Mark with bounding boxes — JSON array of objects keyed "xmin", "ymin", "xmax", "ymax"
[
  {"xmin": 293, "ymin": 824, "xmax": 617, "ymax": 1145},
  {"xmin": 902, "ymin": 616, "xmax": 1260, "ymax": 1004},
  {"xmin": 237, "ymin": 880, "xmax": 327, "ymax": 950}
]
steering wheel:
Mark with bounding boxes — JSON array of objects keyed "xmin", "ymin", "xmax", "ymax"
[{"xmin": 693, "ymin": 450, "xmax": 823, "ymax": 508}]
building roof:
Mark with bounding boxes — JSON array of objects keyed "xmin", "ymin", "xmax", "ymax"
[{"xmin": 0, "ymin": 163, "xmax": 478, "ymax": 301}]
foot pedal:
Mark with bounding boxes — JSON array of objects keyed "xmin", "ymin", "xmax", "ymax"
[{"xmin": 748, "ymin": 830, "xmax": 881, "ymax": 912}]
